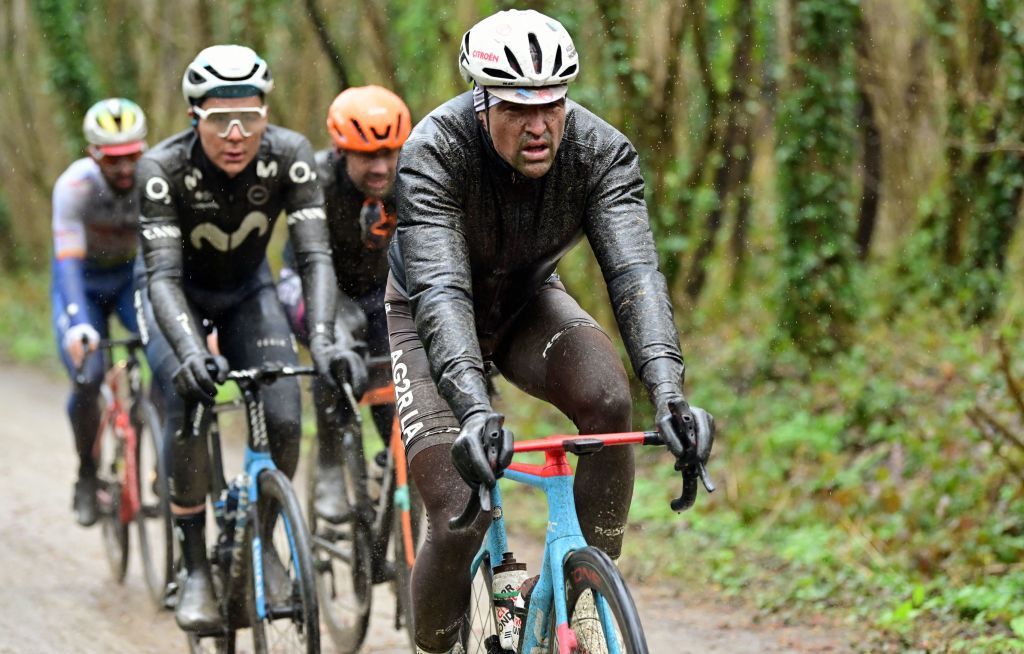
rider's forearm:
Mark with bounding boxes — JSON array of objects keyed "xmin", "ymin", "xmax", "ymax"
[
  {"xmin": 607, "ymin": 265, "xmax": 686, "ymax": 399},
  {"xmin": 53, "ymin": 257, "xmax": 90, "ymax": 328},
  {"xmin": 140, "ymin": 229, "xmax": 206, "ymax": 360},
  {"xmin": 147, "ymin": 275, "xmax": 206, "ymax": 362},
  {"xmin": 288, "ymin": 210, "xmax": 336, "ymax": 341},
  {"xmin": 413, "ymin": 285, "xmax": 492, "ymax": 423}
]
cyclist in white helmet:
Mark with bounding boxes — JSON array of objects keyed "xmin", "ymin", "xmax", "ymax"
[
  {"xmin": 51, "ymin": 97, "xmax": 147, "ymax": 527},
  {"xmin": 386, "ymin": 11, "xmax": 714, "ymax": 652},
  {"xmin": 135, "ymin": 44, "xmax": 352, "ymax": 632}
]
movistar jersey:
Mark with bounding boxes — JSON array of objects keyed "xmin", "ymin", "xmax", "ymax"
[{"xmin": 137, "ymin": 125, "xmax": 336, "ymax": 361}]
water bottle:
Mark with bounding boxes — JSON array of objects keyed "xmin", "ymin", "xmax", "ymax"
[{"xmin": 492, "ymin": 551, "xmax": 528, "ymax": 652}]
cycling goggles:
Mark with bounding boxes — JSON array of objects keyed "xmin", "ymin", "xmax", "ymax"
[{"xmin": 192, "ymin": 105, "xmax": 268, "ymax": 138}]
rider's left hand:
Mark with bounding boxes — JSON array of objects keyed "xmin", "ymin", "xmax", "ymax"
[{"xmin": 656, "ymin": 396, "xmax": 715, "ymax": 465}]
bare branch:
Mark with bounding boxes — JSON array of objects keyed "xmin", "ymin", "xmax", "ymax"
[
  {"xmin": 967, "ymin": 408, "xmax": 1024, "ymax": 478},
  {"xmin": 969, "ymin": 404, "xmax": 1024, "ymax": 454},
  {"xmin": 304, "ymin": 0, "xmax": 349, "ymax": 90},
  {"xmin": 997, "ymin": 335, "xmax": 1024, "ymax": 416}
]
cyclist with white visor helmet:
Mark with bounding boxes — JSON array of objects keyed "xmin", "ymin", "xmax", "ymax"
[
  {"xmin": 51, "ymin": 98, "xmax": 147, "ymax": 527},
  {"xmin": 135, "ymin": 44, "xmax": 350, "ymax": 632},
  {"xmin": 386, "ymin": 10, "xmax": 715, "ymax": 653}
]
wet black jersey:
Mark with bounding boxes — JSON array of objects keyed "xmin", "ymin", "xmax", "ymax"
[
  {"xmin": 138, "ymin": 125, "xmax": 336, "ymax": 360},
  {"xmin": 283, "ymin": 148, "xmax": 395, "ymax": 300},
  {"xmin": 390, "ymin": 92, "xmax": 685, "ymax": 421}
]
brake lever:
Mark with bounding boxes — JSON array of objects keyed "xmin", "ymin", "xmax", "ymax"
[
  {"xmin": 668, "ymin": 401, "xmax": 716, "ymax": 512},
  {"xmin": 341, "ymin": 381, "xmax": 362, "ymax": 425},
  {"xmin": 449, "ymin": 484, "xmax": 491, "ymax": 530},
  {"xmin": 74, "ymin": 334, "xmax": 92, "ymax": 385}
]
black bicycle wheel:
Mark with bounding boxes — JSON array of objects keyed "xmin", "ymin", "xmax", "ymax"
[
  {"xmin": 308, "ymin": 432, "xmax": 373, "ymax": 654},
  {"xmin": 552, "ymin": 546, "xmax": 648, "ymax": 654},
  {"xmin": 248, "ymin": 468, "xmax": 320, "ymax": 654},
  {"xmin": 391, "ymin": 471, "xmax": 423, "ymax": 651},
  {"xmin": 97, "ymin": 415, "xmax": 129, "ymax": 582},
  {"xmin": 460, "ymin": 552, "xmax": 498, "ymax": 654},
  {"xmin": 134, "ymin": 398, "xmax": 174, "ymax": 608}
]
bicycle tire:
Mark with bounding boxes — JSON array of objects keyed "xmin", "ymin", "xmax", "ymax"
[
  {"xmin": 248, "ymin": 467, "xmax": 320, "ymax": 654},
  {"xmin": 391, "ymin": 471, "xmax": 423, "ymax": 651},
  {"xmin": 552, "ymin": 546, "xmax": 648, "ymax": 654},
  {"xmin": 308, "ymin": 430, "xmax": 373, "ymax": 654},
  {"xmin": 460, "ymin": 552, "xmax": 499, "ymax": 654},
  {"xmin": 133, "ymin": 398, "xmax": 174, "ymax": 608},
  {"xmin": 97, "ymin": 414, "xmax": 129, "ymax": 582}
]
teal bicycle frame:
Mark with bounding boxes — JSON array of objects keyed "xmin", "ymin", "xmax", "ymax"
[{"xmin": 469, "ymin": 431, "xmax": 660, "ymax": 654}]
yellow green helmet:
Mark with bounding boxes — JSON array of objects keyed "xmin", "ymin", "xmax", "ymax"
[{"xmin": 83, "ymin": 98, "xmax": 147, "ymax": 155}]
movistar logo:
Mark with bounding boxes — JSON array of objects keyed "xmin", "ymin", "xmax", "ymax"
[{"xmin": 189, "ymin": 211, "xmax": 269, "ymax": 251}]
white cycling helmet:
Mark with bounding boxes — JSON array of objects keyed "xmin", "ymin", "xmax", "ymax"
[
  {"xmin": 182, "ymin": 45, "xmax": 274, "ymax": 105},
  {"xmin": 83, "ymin": 98, "xmax": 147, "ymax": 155},
  {"xmin": 459, "ymin": 9, "xmax": 579, "ymax": 105}
]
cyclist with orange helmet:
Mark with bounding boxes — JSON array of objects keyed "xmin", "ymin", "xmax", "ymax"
[
  {"xmin": 277, "ymin": 85, "xmax": 412, "ymax": 521},
  {"xmin": 51, "ymin": 97, "xmax": 148, "ymax": 527}
]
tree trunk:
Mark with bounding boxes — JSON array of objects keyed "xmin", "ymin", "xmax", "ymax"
[
  {"xmin": 855, "ymin": 89, "xmax": 882, "ymax": 260},
  {"xmin": 304, "ymin": 0, "xmax": 349, "ymax": 90},
  {"xmin": 776, "ymin": 0, "xmax": 860, "ymax": 356},
  {"xmin": 685, "ymin": 0, "xmax": 754, "ymax": 300}
]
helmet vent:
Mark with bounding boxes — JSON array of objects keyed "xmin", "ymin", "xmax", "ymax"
[
  {"xmin": 349, "ymin": 118, "xmax": 370, "ymax": 143},
  {"xmin": 463, "ymin": 32, "xmax": 471, "ymax": 53},
  {"xmin": 504, "ymin": 47, "xmax": 524, "ymax": 76},
  {"xmin": 188, "ymin": 69, "xmax": 206, "ymax": 84},
  {"xmin": 558, "ymin": 64, "xmax": 578, "ymax": 78},
  {"xmin": 552, "ymin": 45, "xmax": 562, "ymax": 77},
  {"xmin": 205, "ymin": 62, "xmax": 260, "ymax": 82},
  {"xmin": 370, "ymin": 125, "xmax": 392, "ymax": 140},
  {"xmin": 528, "ymin": 33, "xmax": 542, "ymax": 73},
  {"xmin": 482, "ymin": 67, "xmax": 516, "ymax": 80}
]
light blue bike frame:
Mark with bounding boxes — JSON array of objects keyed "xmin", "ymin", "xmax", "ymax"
[{"xmin": 470, "ymin": 449, "xmax": 623, "ymax": 654}]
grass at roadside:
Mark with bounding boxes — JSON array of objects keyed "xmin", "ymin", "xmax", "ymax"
[
  {"xmin": 500, "ymin": 270, "xmax": 1024, "ymax": 653},
  {"xmin": 0, "ymin": 270, "xmax": 56, "ymax": 367}
]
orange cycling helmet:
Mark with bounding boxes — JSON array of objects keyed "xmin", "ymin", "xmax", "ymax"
[{"xmin": 326, "ymin": 85, "xmax": 411, "ymax": 152}]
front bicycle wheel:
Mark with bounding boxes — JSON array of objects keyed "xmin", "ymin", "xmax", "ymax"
[
  {"xmin": 307, "ymin": 430, "xmax": 373, "ymax": 654},
  {"xmin": 133, "ymin": 398, "xmax": 174, "ymax": 607},
  {"xmin": 552, "ymin": 546, "xmax": 648, "ymax": 654},
  {"xmin": 460, "ymin": 552, "xmax": 499, "ymax": 654},
  {"xmin": 97, "ymin": 416, "xmax": 129, "ymax": 582},
  {"xmin": 248, "ymin": 468, "xmax": 320, "ymax": 654}
]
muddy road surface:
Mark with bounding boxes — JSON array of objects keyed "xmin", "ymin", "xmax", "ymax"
[{"xmin": 0, "ymin": 364, "xmax": 853, "ymax": 653}]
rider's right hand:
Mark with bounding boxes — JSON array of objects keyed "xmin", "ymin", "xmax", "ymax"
[
  {"xmin": 330, "ymin": 349, "xmax": 369, "ymax": 400},
  {"xmin": 173, "ymin": 352, "xmax": 229, "ymax": 406},
  {"xmin": 309, "ymin": 334, "xmax": 368, "ymax": 397},
  {"xmin": 451, "ymin": 411, "xmax": 514, "ymax": 490},
  {"xmin": 64, "ymin": 323, "xmax": 100, "ymax": 370}
]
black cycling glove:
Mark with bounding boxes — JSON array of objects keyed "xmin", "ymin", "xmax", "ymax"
[
  {"xmin": 309, "ymin": 334, "xmax": 368, "ymax": 398},
  {"xmin": 173, "ymin": 353, "xmax": 229, "ymax": 406},
  {"xmin": 451, "ymin": 411, "xmax": 514, "ymax": 490},
  {"xmin": 655, "ymin": 395, "xmax": 715, "ymax": 466}
]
